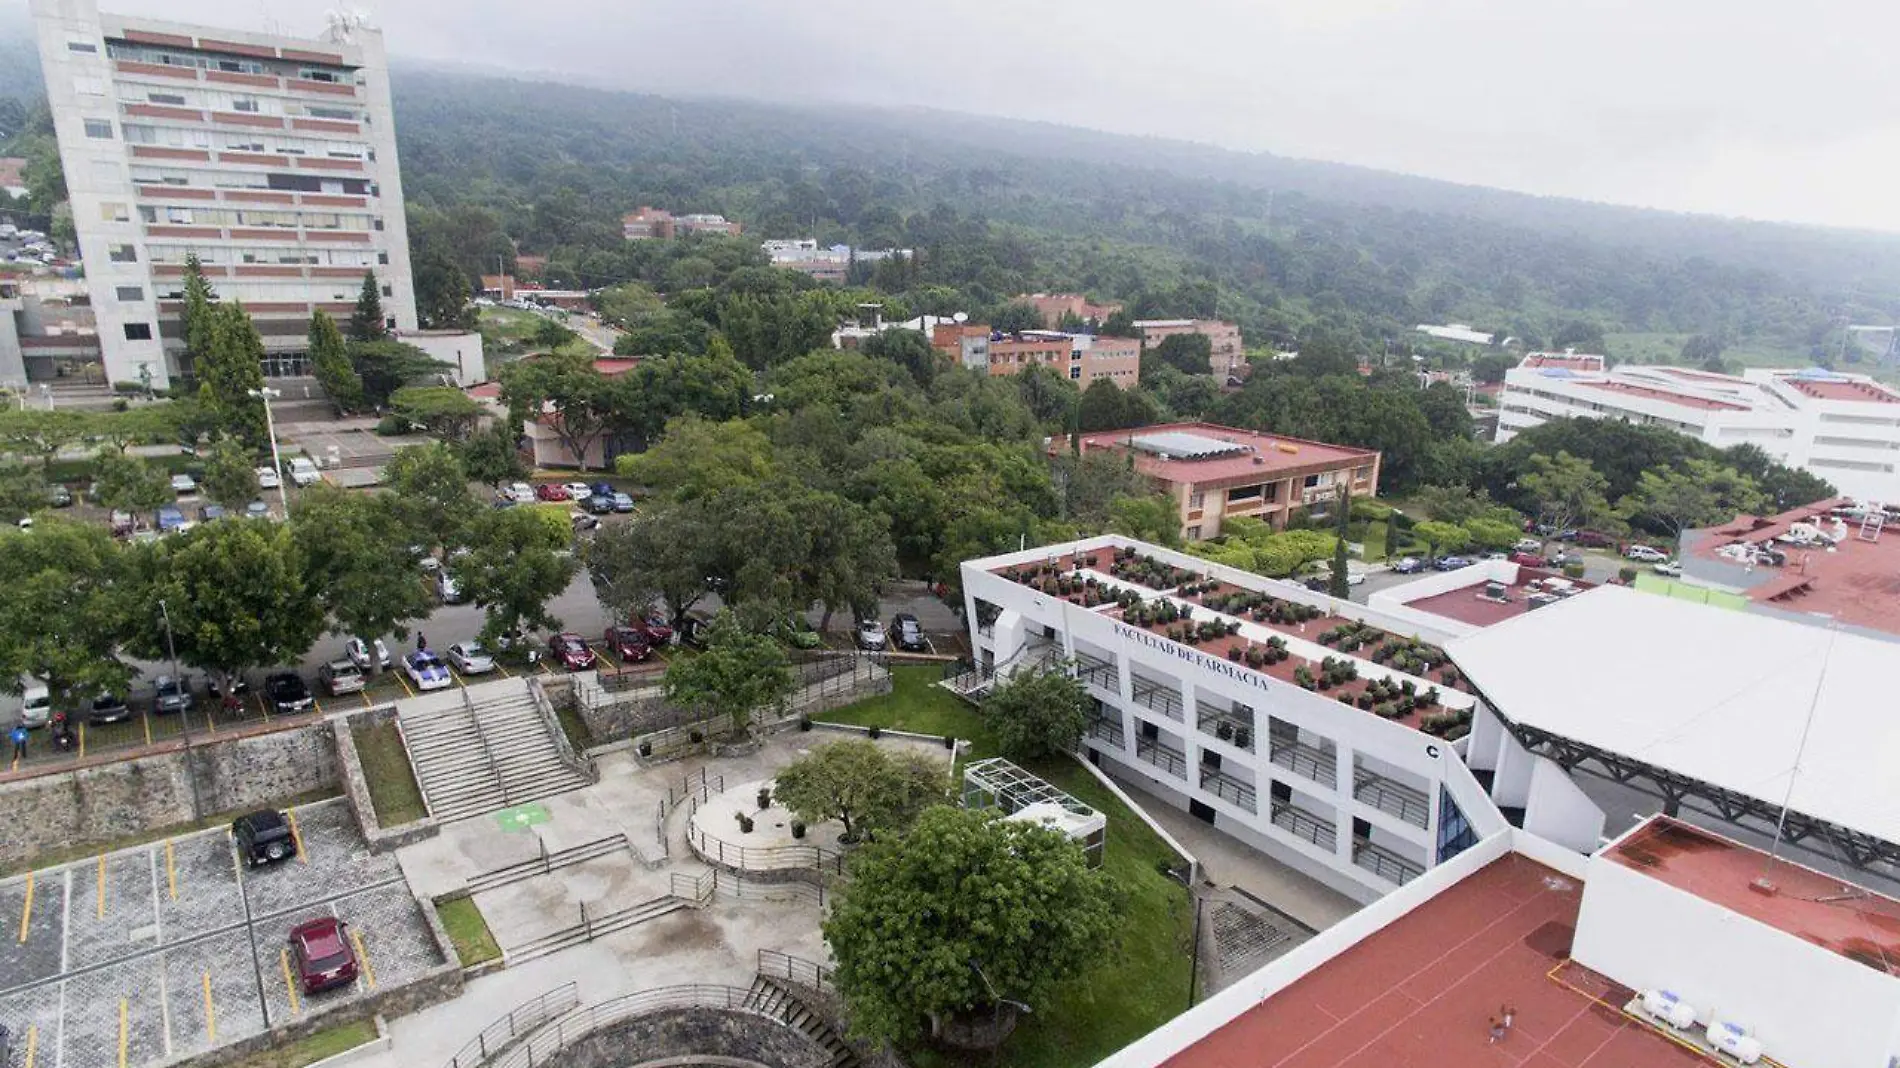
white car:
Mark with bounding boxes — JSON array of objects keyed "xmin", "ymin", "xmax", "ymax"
[
  {"xmin": 403, "ymin": 650, "xmax": 453, "ymax": 692},
  {"xmin": 563, "ymin": 481, "xmax": 593, "ymax": 501},
  {"xmin": 170, "ymin": 473, "xmax": 198, "ymax": 496},
  {"xmin": 1514, "ymin": 537, "xmax": 1543, "ymax": 553},
  {"xmin": 446, "ymin": 642, "xmax": 496, "ymax": 675},
  {"xmin": 1652, "ymin": 561, "xmax": 1683, "ymax": 577},
  {"xmin": 287, "ymin": 457, "xmax": 321, "ymax": 487},
  {"xmin": 257, "ymin": 466, "xmax": 282, "ymax": 490},
  {"xmin": 436, "ymin": 571, "xmax": 465, "ymax": 604},
  {"xmin": 1626, "ymin": 545, "xmax": 1669, "ymax": 563},
  {"xmin": 855, "ymin": 618, "xmax": 887, "ymax": 651},
  {"xmin": 507, "ymin": 482, "xmax": 535, "ymax": 505},
  {"xmin": 346, "ymin": 636, "xmax": 392, "ymax": 671}
]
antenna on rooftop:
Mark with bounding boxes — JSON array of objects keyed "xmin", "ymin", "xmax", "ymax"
[{"xmin": 1762, "ymin": 623, "xmax": 1838, "ymax": 881}]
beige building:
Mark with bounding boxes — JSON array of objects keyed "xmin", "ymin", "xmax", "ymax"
[
  {"xmin": 1133, "ymin": 318, "xmax": 1247, "ymax": 381},
  {"xmin": 954, "ymin": 328, "xmax": 1139, "ymax": 390}
]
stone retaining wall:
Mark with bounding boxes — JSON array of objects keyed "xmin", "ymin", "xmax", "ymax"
[{"xmin": 557, "ymin": 1009, "xmax": 830, "ymax": 1068}]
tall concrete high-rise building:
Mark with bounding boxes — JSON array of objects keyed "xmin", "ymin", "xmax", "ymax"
[{"xmin": 29, "ymin": 0, "xmax": 414, "ymax": 389}]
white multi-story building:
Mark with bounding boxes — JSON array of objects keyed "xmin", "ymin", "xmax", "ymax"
[
  {"xmin": 1497, "ymin": 352, "xmax": 1900, "ymax": 501},
  {"xmin": 29, "ymin": 0, "xmax": 415, "ymax": 388},
  {"xmin": 962, "ymin": 535, "xmax": 1508, "ymax": 904}
]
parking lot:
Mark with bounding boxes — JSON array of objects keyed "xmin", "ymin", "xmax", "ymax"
[{"xmin": 0, "ymin": 800, "xmax": 444, "ymax": 1068}]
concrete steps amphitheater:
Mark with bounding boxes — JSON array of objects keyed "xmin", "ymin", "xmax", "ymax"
[
  {"xmin": 398, "ymin": 679, "xmax": 590, "ymax": 822},
  {"xmin": 742, "ymin": 975, "xmax": 858, "ymax": 1068}
]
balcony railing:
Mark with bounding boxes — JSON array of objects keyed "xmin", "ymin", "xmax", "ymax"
[
  {"xmin": 1200, "ymin": 767, "xmax": 1257, "ymax": 813},
  {"xmin": 1271, "ymin": 800, "xmax": 1337, "ymax": 853},
  {"xmin": 1131, "ymin": 676, "xmax": 1183, "ymax": 722},
  {"xmin": 1353, "ymin": 836, "xmax": 1424, "ymax": 886},
  {"xmin": 1196, "ymin": 707, "xmax": 1255, "ymax": 752},
  {"xmin": 1269, "ymin": 738, "xmax": 1338, "ymax": 789},
  {"xmin": 1353, "ymin": 767, "xmax": 1431, "ymax": 829},
  {"xmin": 1135, "ymin": 736, "xmax": 1187, "ymax": 779},
  {"xmin": 1086, "ymin": 716, "xmax": 1125, "ymax": 749},
  {"xmin": 1074, "ymin": 651, "xmax": 1118, "ymax": 691}
]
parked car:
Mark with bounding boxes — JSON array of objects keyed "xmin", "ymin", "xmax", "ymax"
[
  {"xmin": 635, "ymin": 615, "xmax": 673, "ymax": 646},
  {"xmin": 446, "ymin": 642, "xmax": 496, "ymax": 675},
  {"xmin": 1508, "ymin": 551, "xmax": 1545, "ymax": 567},
  {"xmin": 534, "ymin": 483, "xmax": 570, "ymax": 502},
  {"xmin": 286, "ymin": 916, "xmax": 358, "ymax": 994},
  {"xmin": 855, "ymin": 617, "xmax": 887, "ymax": 651},
  {"xmin": 1652, "ymin": 561, "xmax": 1684, "ymax": 577},
  {"xmin": 317, "ymin": 659, "xmax": 365, "ymax": 696},
  {"xmin": 264, "ymin": 672, "xmax": 314, "ymax": 714},
  {"xmin": 156, "ymin": 505, "xmax": 188, "ymax": 533},
  {"xmin": 583, "ymin": 494, "xmax": 615, "ymax": 515},
  {"xmin": 889, "ymin": 613, "xmax": 928, "ymax": 652},
  {"xmin": 1576, "ymin": 530, "xmax": 1618, "ymax": 549},
  {"xmin": 197, "ymin": 504, "xmax": 226, "ymax": 522},
  {"xmin": 590, "ymin": 482, "xmax": 615, "ymax": 501},
  {"xmin": 48, "ymin": 485, "xmax": 72, "ymax": 508},
  {"xmin": 109, "ymin": 510, "xmax": 134, "ymax": 537},
  {"xmin": 233, "ymin": 809, "xmax": 298, "ymax": 866},
  {"xmin": 19, "ymin": 678, "xmax": 51, "ymax": 728},
  {"xmin": 245, "ymin": 500, "xmax": 271, "ymax": 520},
  {"xmin": 256, "ymin": 466, "xmax": 281, "ymax": 490},
  {"xmin": 436, "ymin": 570, "xmax": 464, "ymax": 604},
  {"xmin": 571, "ymin": 511, "xmax": 600, "ymax": 533},
  {"xmin": 90, "ymin": 692, "xmax": 131, "ymax": 724},
  {"xmin": 603, "ymin": 625, "xmax": 652, "ymax": 663},
  {"xmin": 1626, "ymin": 545, "xmax": 1669, "ymax": 563},
  {"xmin": 287, "ymin": 457, "xmax": 322, "ymax": 488},
  {"xmin": 152, "ymin": 674, "xmax": 194, "ymax": 715},
  {"xmin": 1392, "ymin": 556, "xmax": 1425, "ymax": 574},
  {"xmin": 563, "ymin": 481, "xmax": 593, "ymax": 501},
  {"xmin": 169, "ymin": 473, "xmax": 198, "ymax": 496},
  {"xmin": 1513, "ymin": 537, "xmax": 1542, "ymax": 554},
  {"xmin": 551, "ymin": 632, "xmax": 597, "ymax": 671},
  {"xmin": 1433, "ymin": 556, "xmax": 1473, "ymax": 571},
  {"xmin": 611, "ymin": 492, "xmax": 635, "ymax": 513},
  {"xmin": 401, "ymin": 650, "xmax": 451, "ymax": 691},
  {"xmin": 500, "ymin": 482, "xmax": 531, "ymax": 505},
  {"xmin": 678, "ymin": 616, "xmax": 711, "ymax": 649},
  {"xmin": 346, "ymin": 637, "xmax": 392, "ymax": 672}
]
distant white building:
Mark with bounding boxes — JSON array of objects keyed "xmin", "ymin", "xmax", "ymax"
[
  {"xmin": 1497, "ymin": 352, "xmax": 1900, "ymax": 502},
  {"xmin": 1415, "ymin": 322, "xmax": 1503, "ymax": 346}
]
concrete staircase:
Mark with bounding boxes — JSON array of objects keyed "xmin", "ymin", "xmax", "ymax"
[
  {"xmin": 398, "ymin": 680, "xmax": 590, "ymax": 823},
  {"xmin": 741, "ymin": 975, "xmax": 858, "ymax": 1068}
]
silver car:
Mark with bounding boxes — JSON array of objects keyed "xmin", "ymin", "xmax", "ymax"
[{"xmin": 447, "ymin": 642, "xmax": 496, "ymax": 675}]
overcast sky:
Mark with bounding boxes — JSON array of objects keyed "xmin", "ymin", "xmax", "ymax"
[{"xmin": 39, "ymin": 0, "xmax": 1900, "ymax": 232}]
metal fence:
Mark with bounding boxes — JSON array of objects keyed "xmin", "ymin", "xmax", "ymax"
[
  {"xmin": 464, "ymin": 832, "xmax": 629, "ymax": 895},
  {"xmin": 487, "ymin": 985, "xmax": 789, "ymax": 1068},
  {"xmin": 442, "ymin": 982, "xmax": 580, "ymax": 1068},
  {"xmin": 684, "ymin": 818, "xmax": 846, "ymax": 876},
  {"xmin": 654, "ymin": 769, "xmax": 726, "ymax": 860},
  {"xmin": 757, "ymin": 948, "xmax": 836, "ymax": 993}
]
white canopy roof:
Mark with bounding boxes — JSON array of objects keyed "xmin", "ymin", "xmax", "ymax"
[{"xmin": 1447, "ymin": 585, "xmax": 1900, "ymax": 847}]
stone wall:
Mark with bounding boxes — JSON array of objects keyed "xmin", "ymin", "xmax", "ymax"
[
  {"xmin": 0, "ymin": 719, "xmax": 341, "ymax": 871},
  {"xmin": 333, "ymin": 705, "xmax": 439, "ymax": 853},
  {"xmin": 558, "ymin": 1009, "xmax": 830, "ymax": 1068}
]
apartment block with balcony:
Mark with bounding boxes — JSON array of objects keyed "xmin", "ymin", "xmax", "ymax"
[
  {"xmin": 951, "ymin": 327, "xmax": 1139, "ymax": 389},
  {"xmin": 962, "ymin": 535, "xmax": 1505, "ymax": 904},
  {"xmin": 1498, "ymin": 353, "xmax": 1900, "ymax": 502},
  {"xmin": 1063, "ymin": 423, "xmax": 1379, "ymax": 541},
  {"xmin": 1133, "ymin": 318, "xmax": 1247, "ymax": 381},
  {"xmin": 30, "ymin": 0, "xmax": 415, "ymax": 389}
]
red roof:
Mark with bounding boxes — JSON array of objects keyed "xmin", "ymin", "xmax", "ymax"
[
  {"xmin": 1403, "ymin": 569, "xmax": 1598, "ymax": 628},
  {"xmin": 1575, "ymin": 380, "xmax": 1749, "ymax": 412},
  {"xmin": 1163, "ymin": 853, "xmax": 1697, "ymax": 1068},
  {"xmin": 1072, "ymin": 423, "xmax": 1377, "ymax": 488},
  {"xmin": 1781, "ymin": 377, "xmax": 1900, "ymax": 404},
  {"xmin": 1692, "ymin": 498, "xmax": 1900, "ymax": 637}
]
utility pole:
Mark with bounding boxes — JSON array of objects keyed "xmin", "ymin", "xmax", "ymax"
[
  {"xmin": 248, "ymin": 387, "xmax": 291, "ymax": 516},
  {"xmin": 158, "ymin": 599, "xmax": 203, "ymax": 820}
]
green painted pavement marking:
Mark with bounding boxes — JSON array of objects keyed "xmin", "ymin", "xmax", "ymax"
[{"xmin": 494, "ymin": 803, "xmax": 551, "ymax": 832}]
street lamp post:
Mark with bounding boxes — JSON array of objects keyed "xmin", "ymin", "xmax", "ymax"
[
  {"xmin": 157, "ymin": 599, "xmax": 203, "ymax": 820},
  {"xmin": 248, "ymin": 386, "xmax": 291, "ymax": 516}
]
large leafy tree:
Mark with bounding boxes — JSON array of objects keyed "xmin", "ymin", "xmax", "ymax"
[
  {"xmin": 457, "ymin": 505, "xmax": 579, "ymax": 644},
  {"xmin": 350, "ymin": 340, "xmax": 447, "ymax": 409},
  {"xmin": 290, "ymin": 485, "xmax": 432, "ymax": 666},
  {"xmin": 660, "ymin": 611, "xmax": 792, "ymax": 733},
  {"xmin": 0, "ymin": 519, "xmax": 133, "ymax": 710},
  {"xmin": 194, "ymin": 302, "xmax": 268, "ymax": 449},
  {"xmin": 785, "ymin": 487, "xmax": 897, "ymax": 632},
  {"xmin": 824, "ymin": 806, "xmax": 1118, "ymax": 1045},
  {"xmin": 391, "ymin": 386, "xmax": 483, "ymax": 441},
  {"xmin": 308, "ymin": 311, "xmax": 363, "ymax": 413},
  {"xmin": 456, "ymin": 424, "xmax": 528, "ymax": 486},
  {"xmin": 90, "ymin": 447, "xmax": 171, "ymax": 519},
  {"xmin": 498, "ymin": 349, "xmax": 615, "ymax": 469},
  {"xmin": 586, "ymin": 501, "xmax": 718, "ymax": 626},
  {"xmin": 123, "ymin": 519, "xmax": 322, "ymax": 686},
  {"xmin": 616, "ymin": 416, "xmax": 777, "ymax": 501},
  {"xmin": 0, "ymin": 410, "xmax": 95, "ymax": 472},
  {"xmin": 382, "ymin": 442, "xmax": 481, "ymax": 550},
  {"xmin": 1620, "ymin": 459, "xmax": 1766, "ymax": 539},
  {"xmin": 201, "ymin": 438, "xmax": 260, "ymax": 511},
  {"xmin": 0, "ymin": 462, "xmax": 47, "ymax": 524},
  {"xmin": 348, "ymin": 270, "xmax": 388, "ymax": 342},
  {"xmin": 1076, "ymin": 377, "xmax": 1159, "ymax": 431},
  {"xmin": 773, "ymin": 739, "xmax": 946, "ymax": 843},
  {"xmin": 981, "ymin": 667, "xmax": 1088, "ymax": 761},
  {"xmin": 1519, "ymin": 450, "xmax": 1615, "ymax": 543},
  {"xmin": 620, "ymin": 345, "xmax": 754, "ymax": 448},
  {"xmin": 1145, "ymin": 332, "xmax": 1212, "ymax": 376}
]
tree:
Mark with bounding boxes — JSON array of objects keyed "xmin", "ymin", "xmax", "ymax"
[
  {"xmin": 382, "ymin": 442, "xmax": 481, "ymax": 550},
  {"xmin": 410, "ymin": 231, "xmax": 475, "ymax": 330},
  {"xmin": 617, "ymin": 416, "xmax": 777, "ymax": 501},
  {"xmin": 90, "ymin": 447, "xmax": 171, "ymax": 520},
  {"xmin": 456, "ymin": 424, "xmax": 527, "ymax": 486},
  {"xmin": 1148, "ymin": 333, "xmax": 1212, "ymax": 376},
  {"xmin": 860, "ymin": 328, "xmax": 940, "ymax": 388},
  {"xmin": 982, "ymin": 667, "xmax": 1088, "ymax": 761},
  {"xmin": 123, "ymin": 519, "xmax": 322, "ymax": 687},
  {"xmin": 1329, "ymin": 488, "xmax": 1352, "ymax": 598},
  {"xmin": 1520, "ymin": 450, "xmax": 1614, "ymax": 543},
  {"xmin": 456, "ymin": 505, "xmax": 579, "ymax": 644},
  {"xmin": 348, "ymin": 270, "xmax": 387, "ymax": 342},
  {"xmin": 587, "ymin": 501, "xmax": 717, "ymax": 625},
  {"xmin": 991, "ymin": 301, "xmax": 1044, "ymax": 333},
  {"xmin": 1013, "ymin": 363, "xmax": 1078, "ymax": 429},
  {"xmin": 1725, "ymin": 443, "xmax": 1834, "ymax": 511},
  {"xmin": 181, "ymin": 253, "xmax": 217, "ymax": 367},
  {"xmin": 308, "ymin": 311, "xmax": 362, "ymax": 413},
  {"xmin": 195, "ymin": 302, "xmax": 268, "ymax": 448},
  {"xmin": 1619, "ymin": 459, "xmax": 1765, "ymax": 539},
  {"xmin": 1411, "ymin": 520, "xmax": 1470, "ymax": 557},
  {"xmin": 390, "ymin": 386, "xmax": 483, "ymax": 441},
  {"xmin": 201, "ymin": 439, "xmax": 260, "ymax": 510},
  {"xmin": 498, "ymin": 349, "xmax": 614, "ymax": 469},
  {"xmin": 1107, "ymin": 494, "xmax": 1181, "ymax": 547},
  {"xmin": 1076, "ymin": 377, "xmax": 1159, "ymax": 431},
  {"xmin": 0, "ymin": 462, "xmax": 47, "ymax": 524},
  {"xmin": 786, "ymin": 487, "xmax": 898, "ymax": 631},
  {"xmin": 773, "ymin": 739, "xmax": 946, "ymax": 843},
  {"xmin": 533, "ymin": 316, "xmax": 579, "ymax": 350},
  {"xmin": 291, "ymin": 485, "xmax": 432, "ymax": 666},
  {"xmin": 1101, "ymin": 309, "xmax": 1135, "ymax": 337},
  {"xmin": 0, "ymin": 519, "xmax": 134, "ymax": 712},
  {"xmin": 1383, "ymin": 510, "xmax": 1403, "ymax": 558},
  {"xmin": 825, "ymin": 806, "xmax": 1117, "ymax": 1045},
  {"xmin": 1551, "ymin": 320, "xmax": 1606, "ymax": 353},
  {"xmin": 1680, "ymin": 334, "xmax": 1726, "ymax": 370},
  {"xmin": 1290, "ymin": 333, "xmax": 1359, "ymax": 377},
  {"xmin": 350, "ymin": 340, "xmax": 448, "ymax": 409},
  {"xmin": 660, "ymin": 611, "xmax": 792, "ymax": 733}
]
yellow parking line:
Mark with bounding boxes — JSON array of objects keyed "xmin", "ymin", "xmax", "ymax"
[
  {"xmin": 286, "ymin": 808, "xmax": 308, "ymax": 864},
  {"xmin": 203, "ymin": 709, "xmax": 215, "ymax": 735},
  {"xmin": 117, "ymin": 998, "xmax": 128, "ymax": 1068},
  {"xmin": 496, "ymin": 661, "xmax": 513, "ymax": 678},
  {"xmin": 165, "ymin": 840, "xmax": 178, "ymax": 901},
  {"xmin": 448, "ymin": 667, "xmax": 467, "ymax": 688},
  {"xmin": 142, "ymin": 714, "xmax": 152, "ymax": 746},
  {"xmin": 17, "ymin": 871, "xmax": 32, "ymax": 942},
  {"xmin": 536, "ymin": 659, "xmax": 553, "ymax": 676},
  {"xmin": 350, "ymin": 928, "xmax": 377, "ymax": 990},
  {"xmin": 96, "ymin": 854, "xmax": 106, "ymax": 918},
  {"xmin": 358, "ymin": 691, "xmax": 373, "ymax": 709},
  {"xmin": 594, "ymin": 645, "xmax": 619, "ymax": 670},
  {"xmin": 77, "ymin": 723, "xmax": 85, "ymax": 757},
  {"xmin": 279, "ymin": 948, "xmax": 301, "ymax": 1015},
  {"xmin": 23, "ymin": 1024, "xmax": 36, "ymax": 1068},
  {"xmin": 202, "ymin": 972, "xmax": 217, "ymax": 1041},
  {"xmin": 394, "ymin": 671, "xmax": 416, "ymax": 698}
]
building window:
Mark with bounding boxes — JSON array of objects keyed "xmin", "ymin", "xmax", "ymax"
[
  {"xmin": 114, "ymin": 285, "xmax": 144, "ymax": 302},
  {"xmin": 381, "ymin": 284, "xmax": 393, "ymax": 297},
  {"xmin": 373, "ymin": 218, "xmax": 384, "ymax": 231},
  {"xmin": 83, "ymin": 119, "xmax": 114, "ymax": 139},
  {"xmin": 67, "ymin": 36, "xmax": 99, "ymax": 54},
  {"xmin": 1069, "ymin": 365, "xmax": 1081, "ymax": 380},
  {"xmin": 377, "ymin": 252, "xmax": 389, "ymax": 265},
  {"xmin": 99, "ymin": 202, "xmax": 129, "ymax": 222},
  {"xmin": 148, "ymin": 91, "xmax": 187, "ymax": 106},
  {"xmin": 384, "ymin": 317, "xmax": 396, "ymax": 330},
  {"xmin": 108, "ymin": 244, "xmax": 138, "ymax": 263},
  {"xmin": 123, "ymin": 323, "xmax": 154, "ymax": 341},
  {"xmin": 1185, "ymin": 526, "xmax": 1202, "ymax": 541},
  {"xmin": 1188, "ymin": 491, "xmax": 1205, "ymax": 510},
  {"xmin": 232, "ymin": 96, "xmax": 260, "ymax": 113}
]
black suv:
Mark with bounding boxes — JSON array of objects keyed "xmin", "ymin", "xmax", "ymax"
[
  {"xmin": 264, "ymin": 672, "xmax": 314, "ymax": 715},
  {"xmin": 890, "ymin": 613, "xmax": 929, "ymax": 652},
  {"xmin": 232, "ymin": 809, "xmax": 297, "ymax": 866}
]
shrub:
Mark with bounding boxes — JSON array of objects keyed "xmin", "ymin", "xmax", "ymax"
[
  {"xmin": 1227, "ymin": 647, "xmax": 1242, "ymax": 661},
  {"xmin": 1293, "ymin": 665, "xmax": 1315, "ymax": 690},
  {"xmin": 637, "ymin": 741, "xmax": 652, "ymax": 757},
  {"xmin": 798, "ymin": 714, "xmax": 812, "ymax": 731},
  {"xmin": 1244, "ymin": 646, "xmax": 1264, "ymax": 668},
  {"xmin": 1564, "ymin": 562, "xmax": 1587, "ymax": 579},
  {"xmin": 688, "ymin": 729, "xmax": 704, "ymax": 743},
  {"xmin": 791, "ymin": 820, "xmax": 807, "ymax": 839},
  {"xmin": 868, "ymin": 724, "xmax": 882, "ymax": 740},
  {"xmin": 757, "ymin": 787, "xmax": 773, "ymax": 810}
]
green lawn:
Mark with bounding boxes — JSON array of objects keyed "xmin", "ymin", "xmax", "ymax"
[
  {"xmin": 351, "ymin": 720, "xmax": 428, "ymax": 826},
  {"xmin": 436, "ymin": 897, "xmax": 501, "ymax": 966},
  {"xmin": 555, "ymin": 699, "xmax": 596, "ymax": 752},
  {"xmin": 231, "ymin": 1020, "xmax": 378, "ymax": 1068},
  {"xmin": 818, "ymin": 667, "xmax": 1195, "ymax": 1068}
]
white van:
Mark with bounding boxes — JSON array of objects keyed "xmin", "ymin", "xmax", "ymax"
[
  {"xmin": 287, "ymin": 457, "xmax": 321, "ymax": 488},
  {"xmin": 20, "ymin": 678, "xmax": 51, "ymax": 728}
]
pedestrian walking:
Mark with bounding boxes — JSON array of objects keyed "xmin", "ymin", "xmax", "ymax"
[
  {"xmin": 1501, "ymin": 1005, "xmax": 1516, "ymax": 1030},
  {"xmin": 1487, "ymin": 1017, "xmax": 1505, "ymax": 1045},
  {"xmin": 9, "ymin": 722, "xmax": 27, "ymax": 762},
  {"xmin": 416, "ymin": 631, "xmax": 428, "ymax": 653}
]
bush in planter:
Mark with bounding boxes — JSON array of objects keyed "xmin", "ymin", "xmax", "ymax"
[
  {"xmin": 791, "ymin": 820, "xmax": 807, "ymax": 839},
  {"xmin": 1227, "ymin": 646, "xmax": 1242, "ymax": 662},
  {"xmin": 868, "ymin": 724, "xmax": 883, "ymax": 739},
  {"xmin": 1244, "ymin": 646, "xmax": 1264, "ymax": 668},
  {"xmin": 689, "ymin": 729, "xmax": 704, "ymax": 743},
  {"xmin": 798, "ymin": 714, "xmax": 813, "ymax": 731},
  {"xmin": 1357, "ymin": 692, "xmax": 1374, "ymax": 710},
  {"xmin": 757, "ymin": 787, "xmax": 773, "ymax": 810},
  {"xmin": 638, "ymin": 741, "xmax": 652, "ymax": 757},
  {"xmin": 1564, "ymin": 561, "xmax": 1587, "ymax": 579},
  {"xmin": 1422, "ymin": 687, "xmax": 1440, "ymax": 707},
  {"xmin": 1225, "ymin": 620, "xmax": 1241, "ymax": 635},
  {"xmin": 1293, "ymin": 665, "xmax": 1315, "ymax": 690}
]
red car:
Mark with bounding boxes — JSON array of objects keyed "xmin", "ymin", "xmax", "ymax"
[
  {"xmin": 1508, "ymin": 551, "xmax": 1545, "ymax": 567},
  {"xmin": 552, "ymin": 632, "xmax": 597, "ymax": 670},
  {"xmin": 634, "ymin": 615, "xmax": 673, "ymax": 646},
  {"xmin": 534, "ymin": 484, "xmax": 571, "ymax": 502},
  {"xmin": 287, "ymin": 917, "xmax": 358, "ymax": 994},
  {"xmin": 603, "ymin": 625, "xmax": 652, "ymax": 662}
]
